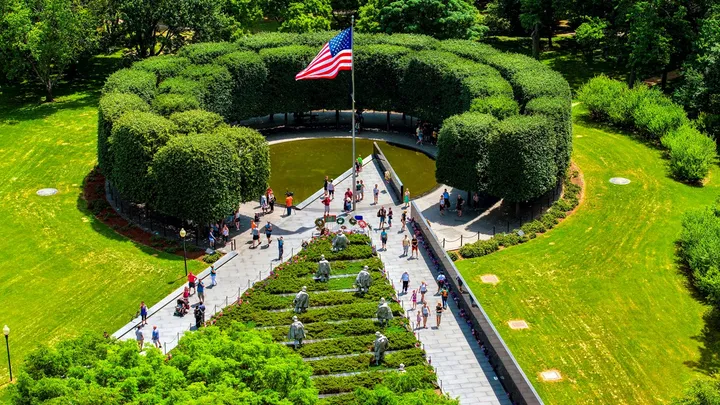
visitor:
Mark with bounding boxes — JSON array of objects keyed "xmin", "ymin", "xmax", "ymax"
[
  {"xmin": 373, "ymin": 184, "xmax": 379, "ymax": 204},
  {"xmin": 400, "ymin": 210, "xmax": 407, "ymax": 231},
  {"xmin": 188, "ymin": 272, "xmax": 197, "ymax": 295},
  {"xmin": 208, "ymin": 229, "xmax": 216, "ymax": 249},
  {"xmin": 415, "ymin": 125, "xmax": 422, "ymax": 145},
  {"xmin": 402, "ymin": 235, "xmax": 410, "ymax": 257},
  {"xmin": 384, "ymin": 170, "xmax": 390, "ymax": 184},
  {"xmin": 321, "ymin": 193, "xmax": 331, "ymax": 218},
  {"xmin": 431, "ymin": 128, "xmax": 438, "ymax": 145},
  {"xmin": 411, "ymin": 289, "xmax": 418, "ymax": 310},
  {"xmin": 344, "ymin": 196, "xmax": 351, "ymax": 213},
  {"xmin": 344, "ymin": 187, "xmax": 353, "ymax": 202},
  {"xmin": 254, "ymin": 212, "xmax": 260, "ymax": 223},
  {"xmin": 194, "ymin": 304, "xmax": 205, "ymax": 329},
  {"xmin": 234, "ymin": 209, "xmax": 240, "ymax": 231},
  {"xmin": 285, "ymin": 194, "xmax": 293, "ymax": 216},
  {"xmin": 419, "ymin": 280, "xmax": 428, "ymax": 303},
  {"xmin": 436, "ymin": 301, "xmax": 444, "ymax": 327},
  {"xmin": 251, "ymin": 224, "xmax": 260, "ymax": 248},
  {"xmin": 421, "ymin": 302, "xmax": 429, "ymax": 328},
  {"xmin": 404, "ymin": 189, "xmax": 410, "ymax": 208},
  {"xmin": 328, "ymin": 179, "xmax": 335, "ymax": 199},
  {"xmin": 267, "ymin": 188, "xmax": 275, "ymax": 213},
  {"xmin": 197, "ymin": 279, "xmax": 205, "ymax": 304},
  {"xmin": 222, "ymin": 223, "xmax": 229, "ymax": 244},
  {"xmin": 436, "ymin": 272, "xmax": 446, "ymax": 293},
  {"xmin": 378, "ymin": 206, "xmax": 386, "ymax": 229},
  {"xmin": 416, "ymin": 306, "xmax": 422, "ymax": 328},
  {"xmin": 151, "ymin": 326, "xmax": 160, "ymax": 349},
  {"xmin": 456, "ymin": 194, "xmax": 464, "ymax": 217},
  {"xmin": 456, "ymin": 275, "xmax": 464, "ymax": 293},
  {"xmin": 400, "ymin": 271, "xmax": 410, "ymax": 294},
  {"xmin": 439, "ymin": 194, "xmax": 445, "ymax": 215},
  {"xmin": 183, "ymin": 286, "xmax": 190, "ymax": 300},
  {"xmin": 278, "ymin": 236, "xmax": 284, "ymax": 261},
  {"xmin": 387, "ymin": 207, "xmax": 393, "ymax": 228},
  {"xmin": 103, "ymin": 331, "xmax": 110, "ymax": 339},
  {"xmin": 210, "ymin": 265, "xmax": 217, "ymax": 286},
  {"xmin": 139, "ymin": 301, "xmax": 148, "ymax": 326},
  {"xmin": 443, "ymin": 189, "xmax": 450, "ymax": 211},
  {"xmin": 260, "ymin": 194, "xmax": 268, "ymax": 214},
  {"xmin": 357, "ymin": 155, "xmax": 363, "ymax": 173},
  {"xmin": 380, "ymin": 228, "xmax": 388, "ymax": 251},
  {"xmin": 411, "ymin": 235, "xmax": 419, "ymax": 259},
  {"xmin": 135, "ymin": 325, "xmax": 144, "ymax": 351},
  {"xmin": 264, "ymin": 221, "xmax": 273, "ymax": 244},
  {"xmin": 360, "ymin": 180, "xmax": 366, "ymax": 201},
  {"xmin": 441, "ymin": 287, "xmax": 449, "ymax": 309},
  {"xmin": 324, "ymin": 175, "xmax": 329, "ymax": 192},
  {"xmin": 355, "ymin": 181, "xmax": 362, "ymax": 202},
  {"xmin": 473, "ymin": 192, "xmax": 480, "ymax": 211}
]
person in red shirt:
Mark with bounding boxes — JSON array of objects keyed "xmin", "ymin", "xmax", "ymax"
[
  {"xmin": 188, "ymin": 272, "xmax": 197, "ymax": 295},
  {"xmin": 344, "ymin": 188, "xmax": 353, "ymax": 200},
  {"xmin": 321, "ymin": 193, "xmax": 331, "ymax": 218}
]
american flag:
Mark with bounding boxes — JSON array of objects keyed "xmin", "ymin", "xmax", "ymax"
[{"xmin": 295, "ymin": 28, "xmax": 352, "ymax": 80}]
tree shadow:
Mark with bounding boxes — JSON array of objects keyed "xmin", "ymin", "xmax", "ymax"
[{"xmin": 685, "ymin": 307, "xmax": 720, "ymax": 375}]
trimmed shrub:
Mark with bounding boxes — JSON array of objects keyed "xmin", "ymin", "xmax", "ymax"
[
  {"xmin": 235, "ymin": 32, "xmax": 300, "ymax": 51},
  {"xmin": 435, "ymin": 112, "xmax": 498, "ymax": 192},
  {"xmin": 487, "ymin": 115, "xmax": 557, "ymax": 202},
  {"xmin": 521, "ymin": 220, "xmax": 546, "ymax": 236},
  {"xmin": 448, "ymin": 251, "xmax": 459, "ymax": 261},
  {"xmin": 494, "ymin": 232, "xmax": 521, "ymax": 247},
  {"xmin": 512, "ymin": 69, "xmax": 571, "ymax": 105},
  {"xmin": 577, "ymin": 75, "xmax": 626, "ymax": 121},
  {"xmin": 679, "ymin": 205, "xmax": 720, "ymax": 306},
  {"xmin": 661, "ymin": 125, "xmax": 716, "ymax": 182},
  {"xmin": 179, "ymin": 64, "xmax": 233, "ymax": 118},
  {"xmin": 355, "ymin": 33, "xmax": 440, "ymax": 50},
  {"xmin": 459, "ymin": 238, "xmax": 499, "ymax": 258},
  {"xmin": 355, "ymin": 44, "xmax": 411, "ymax": 112},
  {"xmin": 470, "ymin": 95, "xmax": 519, "ymax": 119},
  {"xmin": 633, "ymin": 95, "xmax": 688, "ymax": 139},
  {"xmin": 110, "ymin": 112, "xmax": 178, "ymax": 202},
  {"xmin": 525, "ymin": 96, "xmax": 573, "ymax": 177},
  {"xmin": 259, "ymin": 46, "xmax": 316, "ymax": 113},
  {"xmin": 97, "ymin": 93, "xmax": 150, "ymax": 173},
  {"xmin": 170, "ymin": 110, "xmax": 227, "ymax": 135},
  {"xmin": 177, "ymin": 42, "xmax": 240, "ymax": 64},
  {"xmin": 102, "ymin": 68, "xmax": 156, "ymax": 103},
  {"xmin": 152, "ymin": 134, "xmax": 242, "ymax": 224},
  {"xmin": 158, "ymin": 77, "xmax": 205, "ymax": 100},
  {"xmin": 152, "ymin": 93, "xmax": 201, "ymax": 116},
  {"xmin": 214, "ymin": 127, "xmax": 271, "ymax": 202},
  {"xmin": 131, "ymin": 55, "xmax": 190, "ymax": 83},
  {"xmin": 215, "ymin": 51, "xmax": 269, "ymax": 119},
  {"xmin": 539, "ymin": 213, "xmax": 559, "ymax": 229}
]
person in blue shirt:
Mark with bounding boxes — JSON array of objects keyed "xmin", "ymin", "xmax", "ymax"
[
  {"xmin": 442, "ymin": 189, "xmax": 450, "ymax": 211},
  {"xmin": 197, "ymin": 280, "xmax": 205, "ymax": 304},
  {"xmin": 278, "ymin": 236, "xmax": 284, "ymax": 261},
  {"xmin": 151, "ymin": 326, "xmax": 160, "ymax": 348},
  {"xmin": 380, "ymin": 229, "xmax": 388, "ymax": 251},
  {"xmin": 139, "ymin": 301, "xmax": 148, "ymax": 326},
  {"xmin": 400, "ymin": 271, "xmax": 410, "ymax": 294}
]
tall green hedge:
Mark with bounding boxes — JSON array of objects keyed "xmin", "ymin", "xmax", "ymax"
[
  {"xmin": 99, "ymin": 32, "xmax": 572, "ymax": 223},
  {"xmin": 97, "ymin": 93, "xmax": 150, "ymax": 174},
  {"xmin": 152, "ymin": 135, "xmax": 242, "ymax": 224},
  {"xmin": 487, "ymin": 115, "xmax": 557, "ymax": 202},
  {"xmin": 110, "ymin": 112, "xmax": 178, "ymax": 202},
  {"xmin": 435, "ymin": 112, "xmax": 498, "ymax": 192}
]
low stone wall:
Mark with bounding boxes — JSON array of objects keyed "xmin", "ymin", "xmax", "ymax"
[
  {"xmin": 410, "ymin": 201, "xmax": 544, "ymax": 405},
  {"xmin": 372, "ymin": 142, "xmax": 404, "ymax": 203}
]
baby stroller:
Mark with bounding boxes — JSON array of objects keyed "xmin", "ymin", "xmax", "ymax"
[{"xmin": 174, "ymin": 298, "xmax": 189, "ymax": 317}]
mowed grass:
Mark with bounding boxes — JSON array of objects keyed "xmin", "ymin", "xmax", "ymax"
[
  {"xmin": 269, "ymin": 138, "xmax": 437, "ymax": 202},
  {"xmin": 456, "ymin": 108, "xmax": 719, "ymax": 404},
  {"xmin": 0, "ymin": 55, "xmax": 204, "ymax": 385}
]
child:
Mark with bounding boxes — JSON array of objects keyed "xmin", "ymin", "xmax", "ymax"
[
  {"xmin": 416, "ymin": 308, "xmax": 422, "ymax": 329},
  {"xmin": 411, "ymin": 289, "xmax": 417, "ymax": 310}
]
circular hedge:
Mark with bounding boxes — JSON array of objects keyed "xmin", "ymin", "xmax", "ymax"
[{"xmin": 98, "ymin": 32, "xmax": 571, "ymax": 224}]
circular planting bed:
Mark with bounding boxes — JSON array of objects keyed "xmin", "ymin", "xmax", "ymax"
[
  {"xmin": 97, "ymin": 32, "xmax": 571, "ymax": 227},
  {"xmin": 269, "ymin": 138, "xmax": 437, "ymax": 202}
]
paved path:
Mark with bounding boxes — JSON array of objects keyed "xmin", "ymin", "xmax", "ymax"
[{"xmin": 113, "ymin": 154, "xmax": 509, "ymax": 404}]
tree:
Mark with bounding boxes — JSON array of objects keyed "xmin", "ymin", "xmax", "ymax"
[
  {"xmin": 672, "ymin": 378, "xmax": 720, "ymax": 405},
  {"xmin": 279, "ymin": 0, "xmax": 332, "ymax": 33},
  {"xmin": 9, "ymin": 325, "xmax": 318, "ymax": 404},
  {"xmin": 575, "ymin": 16, "xmax": 606, "ymax": 63},
  {"xmin": 357, "ymin": 0, "xmax": 488, "ymax": 40},
  {"xmin": 0, "ymin": 0, "xmax": 99, "ymax": 101},
  {"xmin": 519, "ymin": 0, "xmax": 565, "ymax": 58}
]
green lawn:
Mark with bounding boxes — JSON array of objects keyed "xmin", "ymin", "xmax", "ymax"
[
  {"xmin": 269, "ymin": 138, "xmax": 437, "ymax": 202},
  {"xmin": 0, "ymin": 55, "xmax": 204, "ymax": 386},
  {"xmin": 456, "ymin": 107, "xmax": 719, "ymax": 404}
]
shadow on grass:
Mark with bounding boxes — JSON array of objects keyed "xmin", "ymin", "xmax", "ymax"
[{"xmin": 686, "ymin": 308, "xmax": 720, "ymax": 375}]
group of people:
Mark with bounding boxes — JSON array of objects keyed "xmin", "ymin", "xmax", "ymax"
[
  {"xmin": 401, "ymin": 272, "xmax": 459, "ymax": 329},
  {"xmin": 415, "ymin": 121, "xmax": 438, "ymax": 146},
  {"xmin": 438, "ymin": 189, "xmax": 483, "ymax": 217}
]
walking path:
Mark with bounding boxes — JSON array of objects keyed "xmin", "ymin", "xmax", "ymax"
[{"xmin": 113, "ymin": 153, "xmax": 509, "ymax": 404}]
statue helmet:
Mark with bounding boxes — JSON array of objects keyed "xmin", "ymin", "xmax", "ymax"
[
  {"xmin": 375, "ymin": 331, "xmax": 382, "ymax": 337},
  {"xmin": 320, "ymin": 254, "xmax": 325, "ymax": 260},
  {"xmin": 363, "ymin": 266, "xmax": 369, "ymax": 271},
  {"xmin": 399, "ymin": 364, "xmax": 405, "ymax": 371},
  {"xmin": 301, "ymin": 286, "xmax": 307, "ymax": 291},
  {"xmin": 292, "ymin": 316, "xmax": 298, "ymax": 321},
  {"xmin": 380, "ymin": 298, "xmax": 386, "ymax": 304}
]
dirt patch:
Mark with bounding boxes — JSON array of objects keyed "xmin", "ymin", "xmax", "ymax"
[{"xmin": 83, "ymin": 168, "xmax": 204, "ymax": 260}]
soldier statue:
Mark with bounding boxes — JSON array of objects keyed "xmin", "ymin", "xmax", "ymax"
[
  {"xmin": 332, "ymin": 232, "xmax": 349, "ymax": 251},
  {"xmin": 376, "ymin": 297, "xmax": 394, "ymax": 327},
  {"xmin": 288, "ymin": 316, "xmax": 306, "ymax": 349},
  {"xmin": 355, "ymin": 266, "xmax": 372, "ymax": 294},
  {"xmin": 315, "ymin": 254, "xmax": 331, "ymax": 282},
  {"xmin": 293, "ymin": 286, "xmax": 309, "ymax": 313},
  {"xmin": 373, "ymin": 331, "xmax": 389, "ymax": 365}
]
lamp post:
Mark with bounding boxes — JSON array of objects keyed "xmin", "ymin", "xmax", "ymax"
[
  {"xmin": 3, "ymin": 325, "xmax": 12, "ymax": 382},
  {"xmin": 179, "ymin": 228, "xmax": 188, "ymax": 277}
]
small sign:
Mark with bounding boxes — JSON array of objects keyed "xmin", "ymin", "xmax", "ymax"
[{"xmin": 325, "ymin": 215, "xmax": 337, "ymax": 223}]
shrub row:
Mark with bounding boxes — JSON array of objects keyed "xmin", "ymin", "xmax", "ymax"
[
  {"xmin": 313, "ymin": 365, "xmax": 435, "ymax": 395},
  {"xmin": 307, "ymin": 348, "xmax": 427, "ymax": 375},
  {"xmin": 296, "ymin": 329, "xmax": 416, "ymax": 358},
  {"xmin": 246, "ymin": 284, "xmax": 396, "ymax": 310},
  {"xmin": 579, "ymin": 76, "xmax": 716, "ymax": 182},
  {"xmin": 264, "ymin": 318, "xmax": 407, "ymax": 341},
  {"xmin": 459, "ymin": 170, "xmax": 581, "ymax": 258},
  {"xmin": 679, "ymin": 203, "xmax": 720, "ymax": 307}
]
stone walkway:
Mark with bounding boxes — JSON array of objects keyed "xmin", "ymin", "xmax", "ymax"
[{"xmin": 113, "ymin": 153, "xmax": 509, "ymax": 404}]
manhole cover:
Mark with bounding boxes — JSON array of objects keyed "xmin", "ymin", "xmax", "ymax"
[
  {"xmin": 540, "ymin": 369, "xmax": 562, "ymax": 382},
  {"xmin": 36, "ymin": 188, "xmax": 58, "ymax": 196},
  {"xmin": 609, "ymin": 177, "xmax": 631, "ymax": 185},
  {"xmin": 480, "ymin": 274, "xmax": 499, "ymax": 284},
  {"xmin": 508, "ymin": 320, "xmax": 529, "ymax": 330}
]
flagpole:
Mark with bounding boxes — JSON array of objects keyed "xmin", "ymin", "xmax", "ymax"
[{"xmin": 351, "ymin": 16, "xmax": 357, "ymax": 212}]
